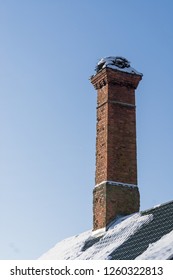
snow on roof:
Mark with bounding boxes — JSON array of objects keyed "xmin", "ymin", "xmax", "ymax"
[
  {"xmin": 39, "ymin": 201, "xmax": 173, "ymax": 260},
  {"xmin": 136, "ymin": 229, "xmax": 173, "ymax": 260},
  {"xmin": 95, "ymin": 56, "xmax": 142, "ymax": 76},
  {"xmin": 39, "ymin": 213, "xmax": 153, "ymax": 260},
  {"xmin": 39, "ymin": 230, "xmax": 91, "ymax": 260}
]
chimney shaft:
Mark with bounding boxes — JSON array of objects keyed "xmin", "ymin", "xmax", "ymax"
[{"xmin": 91, "ymin": 57, "xmax": 142, "ymax": 231}]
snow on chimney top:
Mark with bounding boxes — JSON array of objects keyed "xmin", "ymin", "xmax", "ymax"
[{"xmin": 95, "ymin": 56, "xmax": 143, "ymax": 76}]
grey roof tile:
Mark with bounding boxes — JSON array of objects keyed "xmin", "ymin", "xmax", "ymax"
[{"xmin": 109, "ymin": 200, "xmax": 173, "ymax": 259}]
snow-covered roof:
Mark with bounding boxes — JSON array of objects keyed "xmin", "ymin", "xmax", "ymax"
[
  {"xmin": 39, "ymin": 200, "xmax": 173, "ymax": 260},
  {"xmin": 95, "ymin": 56, "xmax": 142, "ymax": 76},
  {"xmin": 136, "ymin": 230, "xmax": 173, "ymax": 260}
]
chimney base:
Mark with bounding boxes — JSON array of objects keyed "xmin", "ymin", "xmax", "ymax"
[{"xmin": 93, "ymin": 181, "xmax": 140, "ymax": 231}]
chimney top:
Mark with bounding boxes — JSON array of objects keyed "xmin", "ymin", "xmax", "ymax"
[{"xmin": 94, "ymin": 56, "xmax": 143, "ymax": 76}]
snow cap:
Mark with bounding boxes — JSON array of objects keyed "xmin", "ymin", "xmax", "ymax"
[{"xmin": 95, "ymin": 56, "xmax": 142, "ymax": 76}]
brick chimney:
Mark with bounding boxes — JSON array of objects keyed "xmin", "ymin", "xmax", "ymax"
[{"xmin": 90, "ymin": 57, "xmax": 142, "ymax": 232}]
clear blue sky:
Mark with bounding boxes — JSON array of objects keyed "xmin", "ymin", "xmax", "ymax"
[{"xmin": 0, "ymin": 0, "xmax": 173, "ymax": 259}]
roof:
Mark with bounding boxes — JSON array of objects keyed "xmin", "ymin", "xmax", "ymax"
[
  {"xmin": 39, "ymin": 200, "xmax": 173, "ymax": 260},
  {"xmin": 111, "ymin": 200, "xmax": 173, "ymax": 259}
]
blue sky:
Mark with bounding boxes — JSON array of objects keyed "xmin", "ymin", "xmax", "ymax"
[{"xmin": 0, "ymin": 0, "xmax": 173, "ymax": 259}]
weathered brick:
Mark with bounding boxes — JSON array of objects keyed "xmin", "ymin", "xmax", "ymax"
[{"xmin": 93, "ymin": 182, "xmax": 140, "ymax": 230}]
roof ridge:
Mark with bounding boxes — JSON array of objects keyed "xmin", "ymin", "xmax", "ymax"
[{"xmin": 141, "ymin": 199, "xmax": 173, "ymax": 215}]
